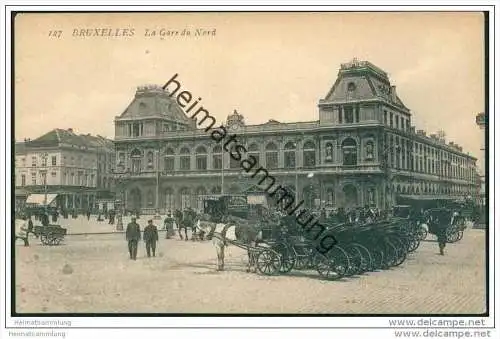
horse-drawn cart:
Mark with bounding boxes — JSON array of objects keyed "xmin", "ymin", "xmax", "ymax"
[{"xmin": 33, "ymin": 225, "xmax": 67, "ymax": 245}]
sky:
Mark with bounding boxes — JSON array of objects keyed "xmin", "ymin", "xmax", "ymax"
[{"xmin": 14, "ymin": 12, "xmax": 486, "ymax": 171}]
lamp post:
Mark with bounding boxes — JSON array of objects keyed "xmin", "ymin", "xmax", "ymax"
[
  {"xmin": 154, "ymin": 149, "xmax": 161, "ymax": 220},
  {"xmin": 221, "ymin": 151, "xmax": 225, "ymax": 195},
  {"xmin": 112, "ymin": 169, "xmax": 128, "ymax": 231}
]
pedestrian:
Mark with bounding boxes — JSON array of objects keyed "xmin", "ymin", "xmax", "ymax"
[
  {"xmin": 86, "ymin": 209, "xmax": 91, "ymax": 220},
  {"xmin": 126, "ymin": 216, "xmax": 141, "ymax": 260},
  {"xmin": 143, "ymin": 219, "xmax": 159, "ymax": 257},
  {"xmin": 15, "ymin": 216, "xmax": 30, "ymax": 247},
  {"xmin": 164, "ymin": 211, "xmax": 174, "ymax": 239}
]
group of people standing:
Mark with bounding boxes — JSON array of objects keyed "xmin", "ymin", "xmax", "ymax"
[{"xmin": 125, "ymin": 217, "xmax": 160, "ymax": 260}]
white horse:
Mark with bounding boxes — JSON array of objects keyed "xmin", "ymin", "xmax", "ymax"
[{"xmin": 196, "ymin": 214, "xmax": 263, "ymax": 272}]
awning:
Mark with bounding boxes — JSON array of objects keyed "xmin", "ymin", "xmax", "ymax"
[
  {"xmin": 247, "ymin": 194, "xmax": 267, "ymax": 205},
  {"xmin": 198, "ymin": 195, "xmax": 223, "ymax": 201},
  {"xmin": 398, "ymin": 195, "xmax": 457, "ymax": 201},
  {"xmin": 25, "ymin": 194, "xmax": 58, "ymax": 206}
]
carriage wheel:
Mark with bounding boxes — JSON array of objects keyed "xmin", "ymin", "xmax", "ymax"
[
  {"xmin": 343, "ymin": 244, "xmax": 362, "ymax": 276},
  {"xmin": 457, "ymin": 230, "xmax": 464, "ymax": 241},
  {"xmin": 256, "ymin": 250, "xmax": 281, "ymax": 275},
  {"xmin": 53, "ymin": 237, "xmax": 62, "ymax": 245},
  {"xmin": 314, "ymin": 253, "xmax": 341, "ymax": 280},
  {"xmin": 408, "ymin": 238, "xmax": 420, "ymax": 253},
  {"xmin": 353, "ymin": 243, "xmax": 373, "ymax": 272},
  {"xmin": 272, "ymin": 243, "xmax": 296, "ymax": 273},
  {"xmin": 40, "ymin": 234, "xmax": 50, "ymax": 245}
]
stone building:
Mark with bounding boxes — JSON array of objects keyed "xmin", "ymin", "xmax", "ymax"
[
  {"xmin": 113, "ymin": 60, "xmax": 478, "ymax": 213},
  {"xmin": 14, "ymin": 128, "xmax": 115, "ymax": 211}
]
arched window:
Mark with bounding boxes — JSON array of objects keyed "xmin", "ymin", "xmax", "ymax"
[
  {"xmin": 264, "ymin": 142, "xmax": 278, "ymax": 169},
  {"xmin": 180, "ymin": 188, "xmax": 191, "ymax": 209},
  {"xmin": 247, "ymin": 144, "xmax": 260, "ymax": 168},
  {"xmin": 342, "ymin": 138, "xmax": 357, "ymax": 166},
  {"xmin": 212, "ymin": 145, "xmax": 222, "ymax": 169},
  {"xmin": 303, "ymin": 141, "xmax": 316, "ymax": 168},
  {"xmin": 229, "ymin": 144, "xmax": 240, "ymax": 169},
  {"xmin": 130, "ymin": 148, "xmax": 142, "ymax": 173},
  {"xmin": 164, "ymin": 147, "xmax": 175, "ymax": 172},
  {"xmin": 284, "ymin": 142, "xmax": 296, "ymax": 168},
  {"xmin": 196, "ymin": 187, "xmax": 207, "ymax": 211},
  {"xmin": 195, "ymin": 146, "xmax": 207, "ymax": 170},
  {"xmin": 179, "ymin": 147, "xmax": 191, "ymax": 170},
  {"xmin": 164, "ymin": 188, "xmax": 174, "ymax": 213},
  {"xmin": 326, "ymin": 187, "xmax": 335, "ymax": 206},
  {"xmin": 146, "ymin": 190, "xmax": 154, "ymax": 208}
]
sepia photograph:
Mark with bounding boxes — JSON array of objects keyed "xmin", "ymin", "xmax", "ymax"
[{"xmin": 3, "ymin": 5, "xmax": 495, "ymax": 337}]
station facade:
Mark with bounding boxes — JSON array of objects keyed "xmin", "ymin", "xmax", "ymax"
[{"xmin": 113, "ymin": 59, "xmax": 478, "ymax": 214}]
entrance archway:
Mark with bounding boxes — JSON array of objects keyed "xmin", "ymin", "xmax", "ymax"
[{"xmin": 343, "ymin": 184, "xmax": 358, "ymax": 208}]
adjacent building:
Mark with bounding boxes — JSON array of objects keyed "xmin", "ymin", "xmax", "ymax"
[
  {"xmin": 14, "ymin": 128, "xmax": 115, "ymax": 212},
  {"xmin": 475, "ymin": 112, "xmax": 486, "ymax": 206},
  {"xmin": 113, "ymin": 59, "xmax": 478, "ymax": 214}
]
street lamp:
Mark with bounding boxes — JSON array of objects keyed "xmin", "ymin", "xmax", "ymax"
[
  {"xmin": 112, "ymin": 168, "xmax": 128, "ymax": 231},
  {"xmin": 154, "ymin": 149, "xmax": 161, "ymax": 220}
]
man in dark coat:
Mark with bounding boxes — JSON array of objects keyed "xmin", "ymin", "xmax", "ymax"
[
  {"xmin": 143, "ymin": 219, "xmax": 159, "ymax": 257},
  {"xmin": 126, "ymin": 217, "xmax": 141, "ymax": 260}
]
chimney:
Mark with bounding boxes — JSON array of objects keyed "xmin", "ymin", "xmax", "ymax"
[
  {"xmin": 68, "ymin": 128, "xmax": 73, "ymax": 133},
  {"xmin": 390, "ymin": 86, "xmax": 397, "ymax": 102}
]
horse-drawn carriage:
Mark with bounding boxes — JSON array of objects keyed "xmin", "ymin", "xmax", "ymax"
[
  {"xmin": 424, "ymin": 207, "xmax": 466, "ymax": 243},
  {"xmin": 23, "ymin": 205, "xmax": 68, "ymax": 246},
  {"xmin": 33, "ymin": 225, "xmax": 67, "ymax": 245}
]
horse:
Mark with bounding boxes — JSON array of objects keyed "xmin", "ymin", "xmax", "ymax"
[
  {"xmin": 195, "ymin": 214, "xmax": 264, "ymax": 272},
  {"xmin": 174, "ymin": 209, "xmax": 196, "ymax": 241}
]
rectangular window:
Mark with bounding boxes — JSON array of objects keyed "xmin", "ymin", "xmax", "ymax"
[
  {"xmin": 180, "ymin": 156, "xmax": 190, "ymax": 170},
  {"xmin": 406, "ymin": 119, "xmax": 410, "ymax": 131},
  {"xmin": 338, "ymin": 107, "xmax": 343, "ymax": 124},
  {"xmin": 230, "ymin": 156, "xmax": 240, "ymax": 169},
  {"xmin": 51, "ymin": 156, "xmax": 57, "ymax": 166},
  {"xmin": 21, "ymin": 174, "xmax": 26, "ymax": 186},
  {"xmin": 355, "ymin": 105, "xmax": 360, "ymax": 123},
  {"xmin": 213, "ymin": 155, "xmax": 222, "ymax": 169},
  {"xmin": 31, "ymin": 156, "xmax": 37, "ymax": 167},
  {"xmin": 384, "ymin": 110, "xmax": 387, "ymax": 125},
  {"xmin": 196, "ymin": 156, "xmax": 207, "ymax": 170},
  {"xmin": 266, "ymin": 152, "xmax": 278, "ymax": 169},
  {"xmin": 164, "ymin": 157, "xmax": 175, "ymax": 171},
  {"xmin": 395, "ymin": 116, "xmax": 399, "ymax": 129},
  {"xmin": 390, "ymin": 112, "xmax": 394, "ymax": 128},
  {"xmin": 31, "ymin": 173, "xmax": 36, "ymax": 185},
  {"xmin": 344, "ymin": 106, "xmax": 354, "ymax": 123}
]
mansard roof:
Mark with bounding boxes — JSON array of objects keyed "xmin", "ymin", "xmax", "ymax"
[
  {"xmin": 322, "ymin": 58, "xmax": 409, "ymax": 111},
  {"xmin": 24, "ymin": 128, "xmax": 113, "ymax": 151},
  {"xmin": 117, "ymin": 84, "xmax": 193, "ymax": 125}
]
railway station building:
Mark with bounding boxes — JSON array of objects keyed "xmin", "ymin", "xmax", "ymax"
[{"xmin": 113, "ymin": 59, "xmax": 478, "ymax": 214}]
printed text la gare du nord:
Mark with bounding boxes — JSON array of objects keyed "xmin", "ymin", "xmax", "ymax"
[{"xmin": 70, "ymin": 27, "xmax": 216, "ymax": 37}]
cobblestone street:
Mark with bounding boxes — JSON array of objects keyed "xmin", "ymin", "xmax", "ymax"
[{"xmin": 14, "ymin": 221, "xmax": 487, "ymax": 314}]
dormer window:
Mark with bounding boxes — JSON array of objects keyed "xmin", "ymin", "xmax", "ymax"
[{"xmin": 347, "ymin": 82, "xmax": 356, "ymax": 92}]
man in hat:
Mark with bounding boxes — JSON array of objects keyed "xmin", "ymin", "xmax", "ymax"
[
  {"xmin": 126, "ymin": 216, "xmax": 141, "ymax": 260},
  {"xmin": 143, "ymin": 219, "xmax": 159, "ymax": 257}
]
